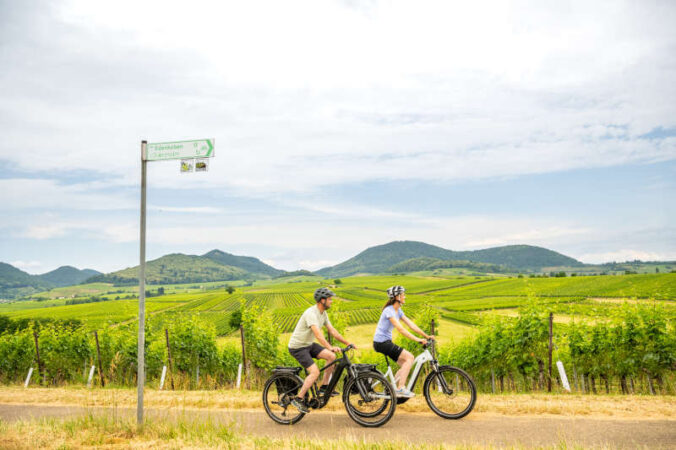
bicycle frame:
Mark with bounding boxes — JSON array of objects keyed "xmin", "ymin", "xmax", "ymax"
[
  {"xmin": 382, "ymin": 348, "xmax": 434, "ymax": 391},
  {"xmin": 304, "ymin": 347, "xmax": 373, "ymax": 408},
  {"xmin": 379, "ymin": 341, "xmax": 451, "ymax": 394}
]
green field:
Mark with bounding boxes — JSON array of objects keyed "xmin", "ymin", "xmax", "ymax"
[{"xmin": 1, "ymin": 273, "xmax": 674, "ymax": 338}]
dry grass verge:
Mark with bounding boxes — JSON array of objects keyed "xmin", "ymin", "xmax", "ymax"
[
  {"xmin": 0, "ymin": 413, "xmax": 610, "ymax": 449},
  {"xmin": 0, "ymin": 386, "xmax": 674, "ymax": 419}
]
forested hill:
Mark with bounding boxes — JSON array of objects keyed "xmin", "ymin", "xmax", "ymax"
[
  {"xmin": 39, "ymin": 266, "xmax": 100, "ymax": 287},
  {"xmin": 316, "ymin": 241, "xmax": 582, "ymax": 277},
  {"xmin": 202, "ymin": 250, "xmax": 282, "ymax": 277},
  {"xmin": 0, "ymin": 263, "xmax": 99, "ymax": 299},
  {"xmin": 85, "ymin": 253, "xmax": 250, "ymax": 285}
]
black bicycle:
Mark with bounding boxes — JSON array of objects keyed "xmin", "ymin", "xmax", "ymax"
[{"xmin": 262, "ymin": 344, "xmax": 397, "ymax": 427}]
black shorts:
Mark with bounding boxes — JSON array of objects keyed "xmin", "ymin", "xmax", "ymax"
[
  {"xmin": 373, "ymin": 340, "xmax": 404, "ymax": 362},
  {"xmin": 288, "ymin": 343, "xmax": 326, "ymax": 369}
]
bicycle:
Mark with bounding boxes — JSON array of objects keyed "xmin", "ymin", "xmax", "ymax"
[
  {"xmin": 377, "ymin": 338, "xmax": 476, "ymax": 419},
  {"xmin": 262, "ymin": 344, "xmax": 397, "ymax": 427}
]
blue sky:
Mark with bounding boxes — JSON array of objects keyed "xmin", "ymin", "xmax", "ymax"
[{"xmin": 1, "ymin": 1, "xmax": 675, "ymax": 274}]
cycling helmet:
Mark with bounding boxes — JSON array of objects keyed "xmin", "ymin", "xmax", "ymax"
[
  {"xmin": 387, "ymin": 285, "xmax": 405, "ymax": 299},
  {"xmin": 314, "ymin": 287, "xmax": 335, "ymax": 302}
]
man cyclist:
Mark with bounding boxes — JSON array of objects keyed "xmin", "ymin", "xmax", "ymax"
[
  {"xmin": 373, "ymin": 285, "xmax": 431, "ymax": 398},
  {"xmin": 287, "ymin": 287, "xmax": 355, "ymax": 413}
]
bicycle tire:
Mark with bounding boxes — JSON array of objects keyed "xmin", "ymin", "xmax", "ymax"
[
  {"xmin": 343, "ymin": 371, "xmax": 396, "ymax": 427},
  {"xmin": 262, "ymin": 374, "xmax": 306, "ymax": 425},
  {"xmin": 423, "ymin": 366, "xmax": 476, "ymax": 419},
  {"xmin": 342, "ymin": 372, "xmax": 390, "ymax": 418}
]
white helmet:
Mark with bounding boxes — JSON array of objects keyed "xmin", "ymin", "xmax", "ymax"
[{"xmin": 386, "ymin": 285, "xmax": 405, "ymax": 299}]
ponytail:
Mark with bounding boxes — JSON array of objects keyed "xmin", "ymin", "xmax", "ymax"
[{"xmin": 382, "ymin": 298, "xmax": 397, "ymax": 311}]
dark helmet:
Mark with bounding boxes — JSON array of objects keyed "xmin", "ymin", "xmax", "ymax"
[
  {"xmin": 387, "ymin": 285, "xmax": 405, "ymax": 299},
  {"xmin": 314, "ymin": 287, "xmax": 335, "ymax": 302}
]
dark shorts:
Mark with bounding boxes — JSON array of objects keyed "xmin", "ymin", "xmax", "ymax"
[
  {"xmin": 288, "ymin": 343, "xmax": 326, "ymax": 369},
  {"xmin": 373, "ymin": 340, "xmax": 404, "ymax": 362}
]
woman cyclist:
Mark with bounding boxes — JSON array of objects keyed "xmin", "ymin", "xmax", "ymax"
[{"xmin": 372, "ymin": 285, "xmax": 431, "ymax": 397}]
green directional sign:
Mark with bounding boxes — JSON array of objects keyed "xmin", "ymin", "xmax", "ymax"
[{"xmin": 145, "ymin": 139, "xmax": 214, "ymax": 161}]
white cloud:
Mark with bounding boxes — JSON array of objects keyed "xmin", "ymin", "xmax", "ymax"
[
  {"xmin": 0, "ymin": 0, "xmax": 674, "ymax": 195},
  {"xmin": 0, "ymin": 179, "xmax": 135, "ymax": 210},
  {"xmin": 10, "ymin": 260, "xmax": 43, "ymax": 272},
  {"xmin": 579, "ymin": 250, "xmax": 676, "ymax": 264}
]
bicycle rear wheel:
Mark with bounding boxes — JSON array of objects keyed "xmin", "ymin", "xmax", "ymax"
[
  {"xmin": 423, "ymin": 366, "xmax": 476, "ymax": 419},
  {"xmin": 262, "ymin": 374, "xmax": 306, "ymax": 425},
  {"xmin": 343, "ymin": 371, "xmax": 396, "ymax": 427}
]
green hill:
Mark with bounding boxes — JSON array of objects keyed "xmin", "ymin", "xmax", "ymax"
[
  {"xmin": 202, "ymin": 250, "xmax": 282, "ymax": 277},
  {"xmin": 0, "ymin": 262, "xmax": 54, "ymax": 299},
  {"xmin": 38, "ymin": 266, "xmax": 101, "ymax": 287},
  {"xmin": 316, "ymin": 241, "xmax": 582, "ymax": 277},
  {"xmin": 386, "ymin": 257, "xmax": 511, "ymax": 273},
  {"xmin": 86, "ymin": 253, "xmax": 249, "ymax": 285}
]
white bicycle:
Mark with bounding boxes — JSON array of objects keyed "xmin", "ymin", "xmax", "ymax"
[{"xmin": 376, "ymin": 338, "xmax": 477, "ymax": 419}]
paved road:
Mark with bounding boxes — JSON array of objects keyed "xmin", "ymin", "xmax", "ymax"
[{"xmin": 1, "ymin": 404, "xmax": 674, "ymax": 448}]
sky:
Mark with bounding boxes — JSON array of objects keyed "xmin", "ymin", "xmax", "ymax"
[{"xmin": 1, "ymin": 0, "xmax": 675, "ymax": 274}]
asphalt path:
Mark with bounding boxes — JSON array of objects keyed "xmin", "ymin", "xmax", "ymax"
[{"xmin": 1, "ymin": 404, "xmax": 674, "ymax": 448}]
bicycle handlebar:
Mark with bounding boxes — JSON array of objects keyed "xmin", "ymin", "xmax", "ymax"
[{"xmin": 341, "ymin": 344, "xmax": 355, "ymax": 353}]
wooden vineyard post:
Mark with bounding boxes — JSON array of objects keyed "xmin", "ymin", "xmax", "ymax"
[
  {"xmin": 548, "ymin": 313, "xmax": 553, "ymax": 392},
  {"xmin": 33, "ymin": 331, "xmax": 44, "ymax": 385},
  {"xmin": 430, "ymin": 319, "xmax": 435, "ymax": 336},
  {"xmin": 94, "ymin": 331, "xmax": 105, "ymax": 387},
  {"xmin": 165, "ymin": 329, "xmax": 174, "ymax": 390},
  {"xmin": 240, "ymin": 325, "xmax": 247, "ymax": 382}
]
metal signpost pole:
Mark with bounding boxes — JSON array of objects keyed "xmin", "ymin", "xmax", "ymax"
[
  {"xmin": 136, "ymin": 138, "xmax": 213, "ymax": 429},
  {"xmin": 138, "ymin": 140, "xmax": 147, "ymax": 428}
]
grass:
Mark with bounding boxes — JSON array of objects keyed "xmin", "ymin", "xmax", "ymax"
[
  {"xmin": 0, "ymin": 412, "xmax": 612, "ymax": 449},
  {"xmin": 1, "ymin": 386, "xmax": 673, "ymax": 418}
]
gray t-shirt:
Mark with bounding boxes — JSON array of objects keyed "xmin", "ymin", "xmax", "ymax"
[{"xmin": 288, "ymin": 305, "xmax": 332, "ymax": 349}]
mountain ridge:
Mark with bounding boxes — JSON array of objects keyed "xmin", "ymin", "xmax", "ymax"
[{"xmin": 316, "ymin": 241, "xmax": 582, "ymax": 277}]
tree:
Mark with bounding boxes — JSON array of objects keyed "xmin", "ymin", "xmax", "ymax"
[
  {"xmin": 334, "ymin": 279, "xmax": 342, "ymax": 285},
  {"xmin": 229, "ymin": 309, "xmax": 242, "ymax": 329},
  {"xmin": 226, "ymin": 285, "xmax": 235, "ymax": 294},
  {"xmin": 157, "ymin": 287, "xmax": 165, "ymax": 295}
]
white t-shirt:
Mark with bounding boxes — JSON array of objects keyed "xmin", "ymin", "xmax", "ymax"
[{"xmin": 288, "ymin": 305, "xmax": 332, "ymax": 349}]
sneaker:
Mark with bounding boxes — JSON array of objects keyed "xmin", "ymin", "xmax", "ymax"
[
  {"xmin": 290, "ymin": 396, "xmax": 309, "ymax": 413},
  {"xmin": 319, "ymin": 385, "xmax": 339, "ymax": 397},
  {"xmin": 395, "ymin": 388, "xmax": 415, "ymax": 398}
]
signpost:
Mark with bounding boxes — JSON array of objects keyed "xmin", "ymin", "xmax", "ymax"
[{"xmin": 137, "ymin": 138, "xmax": 214, "ymax": 428}]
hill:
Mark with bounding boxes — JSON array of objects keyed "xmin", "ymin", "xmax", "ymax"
[
  {"xmin": 38, "ymin": 266, "xmax": 101, "ymax": 287},
  {"xmin": 86, "ymin": 253, "xmax": 249, "ymax": 285},
  {"xmin": 316, "ymin": 241, "xmax": 582, "ymax": 277},
  {"xmin": 202, "ymin": 250, "xmax": 282, "ymax": 277},
  {"xmin": 386, "ymin": 257, "xmax": 511, "ymax": 274},
  {"xmin": 0, "ymin": 262, "xmax": 54, "ymax": 299}
]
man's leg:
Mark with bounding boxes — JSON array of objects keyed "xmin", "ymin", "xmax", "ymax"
[
  {"xmin": 316, "ymin": 349, "xmax": 337, "ymax": 386},
  {"xmin": 394, "ymin": 350, "xmax": 414, "ymax": 389},
  {"xmin": 297, "ymin": 363, "xmax": 319, "ymax": 398}
]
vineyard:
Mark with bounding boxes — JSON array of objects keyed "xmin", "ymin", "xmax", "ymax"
[{"xmin": 0, "ymin": 272, "xmax": 674, "ymax": 392}]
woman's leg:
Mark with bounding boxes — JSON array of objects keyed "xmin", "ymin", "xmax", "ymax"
[{"xmin": 394, "ymin": 350, "xmax": 414, "ymax": 389}]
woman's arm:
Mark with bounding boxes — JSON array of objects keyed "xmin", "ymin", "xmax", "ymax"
[
  {"xmin": 389, "ymin": 317, "xmax": 425, "ymax": 343},
  {"xmin": 401, "ymin": 316, "xmax": 432, "ymax": 339}
]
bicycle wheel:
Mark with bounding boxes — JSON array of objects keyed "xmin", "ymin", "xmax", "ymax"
[
  {"xmin": 344, "ymin": 371, "xmax": 396, "ymax": 427},
  {"xmin": 262, "ymin": 374, "xmax": 306, "ymax": 425},
  {"xmin": 423, "ymin": 366, "xmax": 476, "ymax": 419}
]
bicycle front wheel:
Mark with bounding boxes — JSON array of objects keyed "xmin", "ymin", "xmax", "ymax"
[
  {"xmin": 423, "ymin": 366, "xmax": 476, "ymax": 419},
  {"xmin": 343, "ymin": 371, "xmax": 396, "ymax": 427}
]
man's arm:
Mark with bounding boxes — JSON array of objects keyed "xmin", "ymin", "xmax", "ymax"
[
  {"xmin": 311, "ymin": 325, "xmax": 340, "ymax": 352},
  {"xmin": 326, "ymin": 323, "xmax": 351, "ymax": 347},
  {"xmin": 401, "ymin": 316, "xmax": 431, "ymax": 339}
]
